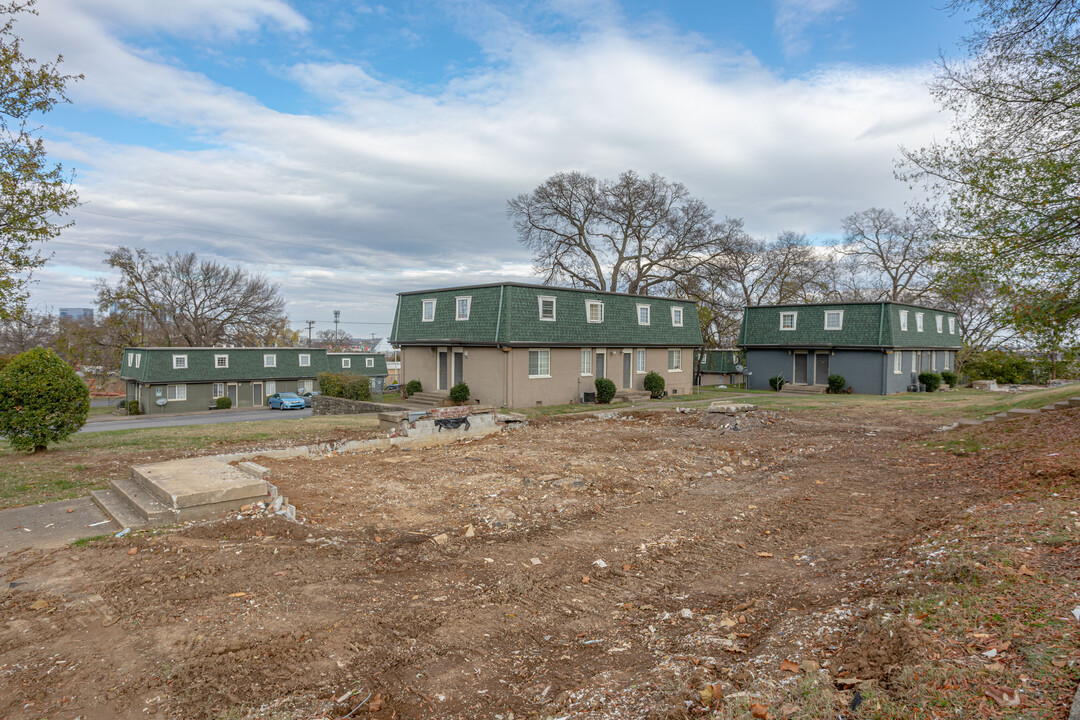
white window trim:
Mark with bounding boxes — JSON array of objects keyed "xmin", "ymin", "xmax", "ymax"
[
  {"xmin": 671, "ymin": 306, "xmax": 683, "ymax": 327},
  {"xmin": 580, "ymin": 349, "xmax": 593, "ymax": 376},
  {"xmin": 893, "ymin": 351, "xmax": 903, "ymax": 374},
  {"xmin": 298, "ymin": 379, "xmax": 313, "ymax": 393},
  {"xmin": 916, "ymin": 312, "xmax": 924, "ymax": 332},
  {"xmin": 824, "ymin": 310, "xmax": 844, "ymax": 331},
  {"xmin": 172, "ymin": 354, "xmax": 188, "ymax": 370},
  {"xmin": 422, "ymin": 298, "xmax": 436, "ymax": 322},
  {"xmin": 586, "ymin": 300, "xmax": 604, "ymax": 324},
  {"xmin": 299, "ymin": 353, "xmax": 311, "ymax": 367},
  {"xmin": 948, "ymin": 317, "xmax": 956, "ymax": 334},
  {"xmin": 264, "ymin": 354, "xmax": 277, "ymax": 368},
  {"xmin": 899, "ymin": 310, "xmax": 908, "ymax": 332},
  {"xmin": 365, "ymin": 357, "xmax": 374, "ymax": 368},
  {"xmin": 931, "ymin": 352, "xmax": 937, "ymax": 371},
  {"xmin": 668, "ymin": 348, "xmax": 683, "ymax": 372},
  {"xmin": 265, "ymin": 381, "xmax": 277, "ymax": 396},
  {"xmin": 936, "ymin": 315, "xmax": 943, "ymax": 333},
  {"xmin": 212, "ymin": 382, "xmax": 225, "ymax": 399},
  {"xmin": 134, "ymin": 354, "xmax": 140, "ymax": 368},
  {"xmin": 636, "ymin": 304, "xmax": 651, "ymax": 326},
  {"xmin": 455, "ymin": 296, "xmax": 471, "ymax": 321},
  {"xmin": 215, "ymin": 354, "xmax": 229, "ymax": 369},
  {"xmin": 528, "ymin": 348, "xmax": 551, "ymax": 378},
  {"xmin": 538, "ymin": 296, "xmax": 556, "ymax": 322},
  {"xmin": 635, "ymin": 348, "xmax": 646, "ymax": 374},
  {"xmin": 167, "ymin": 384, "xmax": 187, "ymax": 401},
  {"xmin": 127, "ymin": 352, "xmax": 133, "ymax": 366},
  {"xmin": 341, "ymin": 358, "xmax": 351, "ymax": 368},
  {"xmin": 779, "ymin": 312, "xmax": 797, "ymax": 331}
]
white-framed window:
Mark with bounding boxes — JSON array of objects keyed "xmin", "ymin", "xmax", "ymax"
[
  {"xmin": 215, "ymin": 354, "xmax": 229, "ymax": 369},
  {"xmin": 916, "ymin": 313, "xmax": 924, "ymax": 332},
  {"xmin": 824, "ymin": 310, "xmax": 844, "ymax": 330},
  {"xmin": 299, "ymin": 354, "xmax": 311, "ymax": 367},
  {"xmin": 780, "ymin": 312, "xmax": 797, "ymax": 330},
  {"xmin": 636, "ymin": 349, "xmax": 646, "ymax": 373},
  {"xmin": 264, "ymin": 354, "xmax": 276, "ymax": 368},
  {"xmin": 456, "ymin": 296, "xmax": 471, "ymax": 321},
  {"xmin": 365, "ymin": 357, "xmax": 374, "ymax": 368},
  {"xmin": 212, "ymin": 382, "xmax": 225, "ymax": 398},
  {"xmin": 671, "ymin": 306, "xmax": 683, "ymax": 327},
  {"xmin": 949, "ymin": 317, "xmax": 956, "ymax": 334},
  {"xmin": 580, "ymin": 349, "xmax": 592, "ymax": 376},
  {"xmin": 127, "ymin": 352, "xmax": 133, "ymax": 366},
  {"xmin": 637, "ymin": 304, "xmax": 651, "ymax": 326},
  {"xmin": 936, "ymin": 315, "xmax": 943, "ymax": 333},
  {"xmin": 166, "ymin": 384, "xmax": 187, "ymax": 401},
  {"xmin": 135, "ymin": 354, "xmax": 141, "ymax": 368},
  {"xmin": 265, "ymin": 381, "xmax": 276, "ymax": 396},
  {"xmin": 586, "ymin": 300, "xmax": 604, "ymax": 323},
  {"xmin": 341, "ymin": 358, "xmax": 351, "ymax": 368},
  {"xmin": 931, "ymin": 352, "xmax": 937, "ymax": 371},
  {"xmin": 944, "ymin": 352, "xmax": 951, "ymax": 370},
  {"xmin": 668, "ymin": 348, "xmax": 682, "ymax": 372},
  {"xmin": 899, "ymin": 310, "xmax": 908, "ymax": 331},
  {"xmin": 422, "ymin": 299, "xmax": 436, "ymax": 322},
  {"xmin": 528, "ymin": 349, "xmax": 550, "ymax": 378},
  {"xmin": 538, "ymin": 296, "xmax": 556, "ymax": 321},
  {"xmin": 298, "ymin": 379, "xmax": 313, "ymax": 393},
  {"xmin": 893, "ymin": 351, "xmax": 902, "ymax": 374},
  {"xmin": 172, "ymin": 354, "xmax": 187, "ymax": 369}
]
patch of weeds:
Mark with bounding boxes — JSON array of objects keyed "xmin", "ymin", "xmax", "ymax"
[{"xmin": 71, "ymin": 534, "xmax": 111, "ymax": 547}]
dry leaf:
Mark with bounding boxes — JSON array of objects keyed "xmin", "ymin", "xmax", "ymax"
[
  {"xmin": 273, "ymin": 571, "xmax": 288, "ymax": 577},
  {"xmin": 985, "ymin": 686, "xmax": 1021, "ymax": 707},
  {"xmin": 29, "ymin": 599, "xmax": 48, "ymax": 610},
  {"xmin": 750, "ymin": 702, "xmax": 770, "ymax": 719},
  {"xmin": 756, "ymin": 552, "xmax": 773, "ymax": 558},
  {"xmin": 581, "ymin": 576, "xmax": 590, "ymax": 584},
  {"xmin": 1051, "ymin": 659, "xmax": 1067, "ymax": 668},
  {"xmin": 779, "ymin": 659, "xmax": 799, "ymax": 673},
  {"xmin": 228, "ymin": 592, "xmax": 247, "ymax": 598},
  {"xmin": 127, "ymin": 548, "xmax": 137, "ymax": 556},
  {"xmin": 1018, "ymin": 565, "xmax": 1035, "ymax": 576}
]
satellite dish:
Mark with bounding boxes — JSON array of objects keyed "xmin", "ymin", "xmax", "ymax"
[
  {"xmin": 735, "ymin": 364, "xmax": 744, "ymax": 372},
  {"xmin": 155, "ymin": 398, "xmax": 167, "ymax": 406}
]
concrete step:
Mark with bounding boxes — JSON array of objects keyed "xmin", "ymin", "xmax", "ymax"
[
  {"xmin": 90, "ymin": 489, "xmax": 143, "ymax": 531},
  {"xmin": 1002, "ymin": 407, "xmax": 1040, "ymax": 419},
  {"xmin": 779, "ymin": 385, "xmax": 827, "ymax": 394},
  {"xmin": 408, "ymin": 392, "xmax": 446, "ymax": 407},
  {"xmin": 1051, "ymin": 401, "xmax": 1072, "ymax": 409},
  {"xmin": 110, "ymin": 476, "xmax": 175, "ymax": 524},
  {"xmin": 1069, "ymin": 397, "xmax": 1080, "ymax": 407},
  {"xmin": 613, "ymin": 389, "xmax": 651, "ymax": 402}
]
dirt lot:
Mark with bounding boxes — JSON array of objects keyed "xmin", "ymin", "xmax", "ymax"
[{"xmin": 1, "ymin": 403, "xmax": 1077, "ymax": 719}]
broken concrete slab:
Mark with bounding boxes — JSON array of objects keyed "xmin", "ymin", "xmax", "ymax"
[
  {"xmin": 1001, "ymin": 408, "xmax": 1040, "ymax": 419},
  {"xmin": 706, "ymin": 402, "xmax": 759, "ymax": 415},
  {"xmin": 131, "ymin": 458, "xmax": 267, "ymax": 512}
]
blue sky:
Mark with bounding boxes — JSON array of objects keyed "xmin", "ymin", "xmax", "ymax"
[{"xmin": 23, "ymin": 0, "xmax": 971, "ymax": 338}]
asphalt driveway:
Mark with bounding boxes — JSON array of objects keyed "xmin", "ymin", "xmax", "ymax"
[{"xmin": 80, "ymin": 407, "xmax": 313, "ymax": 433}]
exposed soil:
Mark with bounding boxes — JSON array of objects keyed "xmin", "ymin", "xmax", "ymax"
[{"xmin": 0, "ymin": 404, "xmax": 1062, "ymax": 719}]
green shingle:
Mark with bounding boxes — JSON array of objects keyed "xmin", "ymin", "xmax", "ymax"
[
  {"xmin": 738, "ymin": 302, "xmax": 961, "ymax": 349},
  {"xmin": 700, "ymin": 349, "xmax": 740, "ymax": 373},
  {"xmin": 391, "ymin": 282, "xmax": 703, "ymax": 347},
  {"xmin": 120, "ymin": 348, "xmax": 387, "ymax": 383}
]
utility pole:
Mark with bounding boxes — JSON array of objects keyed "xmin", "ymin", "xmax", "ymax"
[
  {"xmin": 305, "ymin": 320, "xmax": 315, "ymax": 347},
  {"xmin": 333, "ymin": 310, "xmax": 341, "ymax": 336}
]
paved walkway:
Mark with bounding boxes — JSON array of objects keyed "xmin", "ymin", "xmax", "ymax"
[{"xmin": 0, "ymin": 498, "xmax": 116, "ymax": 555}]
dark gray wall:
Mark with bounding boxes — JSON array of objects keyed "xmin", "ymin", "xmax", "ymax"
[{"xmin": 744, "ymin": 349, "xmax": 892, "ymax": 394}]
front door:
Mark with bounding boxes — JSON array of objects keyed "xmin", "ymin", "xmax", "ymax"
[
  {"xmin": 453, "ymin": 351, "xmax": 464, "ymax": 386},
  {"xmin": 814, "ymin": 353, "xmax": 829, "ymax": 385},
  {"xmin": 793, "ymin": 353, "xmax": 808, "ymax": 384},
  {"xmin": 227, "ymin": 383, "xmax": 238, "ymax": 405},
  {"xmin": 438, "ymin": 350, "xmax": 448, "ymax": 390},
  {"xmin": 253, "ymin": 382, "xmax": 263, "ymax": 406},
  {"xmin": 596, "ymin": 352, "xmax": 605, "ymax": 379},
  {"xmin": 622, "ymin": 352, "xmax": 632, "ymax": 389}
]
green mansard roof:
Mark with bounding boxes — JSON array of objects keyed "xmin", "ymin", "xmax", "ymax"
[
  {"xmin": 390, "ymin": 282, "xmax": 704, "ymax": 347},
  {"xmin": 120, "ymin": 347, "xmax": 387, "ymax": 383},
  {"xmin": 700, "ymin": 349, "xmax": 741, "ymax": 374},
  {"xmin": 738, "ymin": 302, "xmax": 961, "ymax": 349}
]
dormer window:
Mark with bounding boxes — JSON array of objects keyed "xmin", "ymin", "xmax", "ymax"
[
  {"xmin": 422, "ymin": 299, "xmax": 436, "ymax": 322},
  {"xmin": 949, "ymin": 317, "xmax": 956, "ymax": 334},
  {"xmin": 779, "ymin": 312, "xmax": 797, "ymax": 330},
  {"xmin": 341, "ymin": 358, "xmax": 351, "ymax": 368},
  {"xmin": 637, "ymin": 304, "xmax": 651, "ymax": 326},
  {"xmin": 824, "ymin": 310, "xmax": 843, "ymax": 330},
  {"xmin": 586, "ymin": 300, "xmax": 604, "ymax": 323},
  {"xmin": 215, "ymin": 354, "xmax": 229, "ymax": 369},
  {"xmin": 366, "ymin": 357, "xmax": 375, "ymax": 368},
  {"xmin": 538, "ymin": 296, "xmax": 556, "ymax": 321},
  {"xmin": 899, "ymin": 310, "xmax": 908, "ymax": 331},
  {"xmin": 173, "ymin": 354, "xmax": 187, "ymax": 369},
  {"xmin": 456, "ymin": 296, "xmax": 471, "ymax": 321},
  {"xmin": 264, "ymin": 354, "xmax": 276, "ymax": 368},
  {"xmin": 935, "ymin": 315, "xmax": 943, "ymax": 333},
  {"xmin": 671, "ymin": 307, "xmax": 683, "ymax": 327},
  {"xmin": 916, "ymin": 313, "xmax": 924, "ymax": 332}
]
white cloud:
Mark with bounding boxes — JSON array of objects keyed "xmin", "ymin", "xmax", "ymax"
[
  {"xmin": 22, "ymin": 0, "xmax": 946, "ymax": 338},
  {"xmin": 774, "ymin": 0, "xmax": 853, "ymax": 57}
]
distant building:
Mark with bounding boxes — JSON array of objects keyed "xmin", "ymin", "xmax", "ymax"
[
  {"xmin": 698, "ymin": 349, "xmax": 743, "ymax": 386},
  {"xmin": 351, "ymin": 337, "xmax": 395, "ymax": 355},
  {"xmin": 59, "ymin": 307, "xmax": 93, "ymax": 322}
]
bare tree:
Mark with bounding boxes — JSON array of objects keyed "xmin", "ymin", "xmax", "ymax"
[
  {"xmin": 315, "ymin": 328, "xmax": 353, "ymax": 352},
  {"xmin": 838, "ymin": 208, "xmax": 938, "ymax": 302},
  {"xmin": 508, "ymin": 170, "xmax": 745, "ymax": 295},
  {"xmin": 0, "ymin": 308, "xmax": 54, "ymax": 354},
  {"xmin": 96, "ymin": 248, "xmax": 289, "ymax": 347}
]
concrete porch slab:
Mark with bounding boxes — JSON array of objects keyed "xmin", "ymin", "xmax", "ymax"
[{"xmin": 130, "ymin": 457, "xmax": 267, "ymax": 511}]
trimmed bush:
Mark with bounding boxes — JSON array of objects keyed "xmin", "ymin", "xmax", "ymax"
[
  {"xmin": 0, "ymin": 348, "xmax": 89, "ymax": 452},
  {"xmin": 594, "ymin": 377, "xmax": 616, "ymax": 404},
  {"xmin": 940, "ymin": 369, "xmax": 958, "ymax": 387},
  {"xmin": 827, "ymin": 374, "xmax": 846, "ymax": 394},
  {"xmin": 449, "ymin": 382, "xmax": 470, "ymax": 404},
  {"xmin": 919, "ymin": 372, "xmax": 942, "ymax": 393},
  {"xmin": 216, "ymin": 396, "xmax": 232, "ymax": 409},
  {"xmin": 319, "ymin": 371, "xmax": 371, "ymax": 401},
  {"xmin": 769, "ymin": 374, "xmax": 786, "ymax": 391},
  {"xmin": 642, "ymin": 371, "xmax": 665, "ymax": 398},
  {"xmin": 127, "ymin": 400, "xmax": 142, "ymax": 415},
  {"xmin": 405, "ymin": 379, "xmax": 423, "ymax": 396}
]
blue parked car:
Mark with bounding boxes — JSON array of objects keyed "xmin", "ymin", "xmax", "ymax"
[
  {"xmin": 268, "ymin": 392, "xmax": 305, "ymax": 410},
  {"xmin": 300, "ymin": 391, "xmax": 320, "ymax": 407}
]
